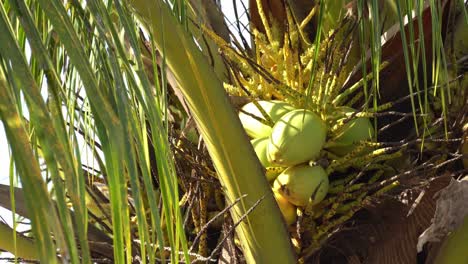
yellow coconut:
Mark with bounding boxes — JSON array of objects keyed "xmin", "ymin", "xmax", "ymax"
[
  {"xmin": 273, "ymin": 164, "xmax": 329, "ymax": 206},
  {"xmin": 239, "ymin": 100, "xmax": 295, "ymax": 139},
  {"xmin": 462, "ymin": 123, "xmax": 468, "ymax": 169},
  {"xmin": 268, "ymin": 109, "xmax": 327, "ymax": 166},
  {"xmin": 273, "ymin": 190, "xmax": 297, "ymax": 225}
]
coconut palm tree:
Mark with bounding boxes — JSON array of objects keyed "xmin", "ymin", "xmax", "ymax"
[{"xmin": 0, "ymin": 0, "xmax": 466, "ymax": 263}]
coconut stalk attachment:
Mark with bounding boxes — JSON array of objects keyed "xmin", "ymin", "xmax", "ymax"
[
  {"xmin": 239, "ymin": 100, "xmax": 296, "ymax": 138},
  {"xmin": 268, "ymin": 109, "xmax": 327, "ymax": 166},
  {"xmin": 273, "ymin": 164, "xmax": 329, "ymax": 207}
]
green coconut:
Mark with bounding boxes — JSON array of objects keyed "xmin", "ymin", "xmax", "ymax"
[
  {"xmin": 251, "ymin": 138, "xmax": 284, "ymax": 181},
  {"xmin": 239, "ymin": 100, "xmax": 296, "ymax": 139},
  {"xmin": 273, "ymin": 164, "xmax": 329, "ymax": 207},
  {"xmin": 251, "ymin": 137, "xmax": 271, "ymax": 167},
  {"xmin": 267, "ymin": 109, "xmax": 327, "ymax": 166},
  {"xmin": 328, "ymin": 107, "xmax": 374, "ymax": 156}
]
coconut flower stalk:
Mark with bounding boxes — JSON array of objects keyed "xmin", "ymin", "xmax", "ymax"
[{"xmin": 129, "ymin": 0, "xmax": 296, "ymax": 263}]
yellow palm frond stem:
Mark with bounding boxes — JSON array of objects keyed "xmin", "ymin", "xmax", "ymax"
[
  {"xmin": 0, "ymin": 222, "xmax": 38, "ymax": 261},
  {"xmin": 129, "ymin": 1, "xmax": 296, "ymax": 263}
]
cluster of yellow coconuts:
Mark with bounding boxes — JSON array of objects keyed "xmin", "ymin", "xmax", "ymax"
[{"xmin": 239, "ymin": 100, "xmax": 374, "ymax": 225}]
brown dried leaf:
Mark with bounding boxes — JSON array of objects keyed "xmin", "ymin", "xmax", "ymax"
[
  {"xmin": 310, "ymin": 174, "xmax": 451, "ymax": 264},
  {"xmin": 417, "ymin": 176, "xmax": 468, "ymax": 251}
]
